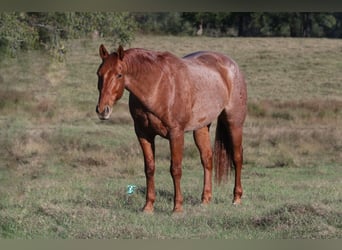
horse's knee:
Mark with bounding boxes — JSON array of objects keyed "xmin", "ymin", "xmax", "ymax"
[
  {"xmin": 170, "ymin": 165, "xmax": 182, "ymax": 178},
  {"xmin": 145, "ymin": 166, "xmax": 155, "ymax": 178},
  {"xmin": 144, "ymin": 158, "xmax": 155, "ymax": 178}
]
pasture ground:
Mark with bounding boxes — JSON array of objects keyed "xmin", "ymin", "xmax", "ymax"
[{"xmin": 0, "ymin": 35, "xmax": 341, "ymax": 239}]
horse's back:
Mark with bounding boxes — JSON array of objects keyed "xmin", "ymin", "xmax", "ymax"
[{"xmin": 183, "ymin": 51, "xmax": 241, "ymax": 80}]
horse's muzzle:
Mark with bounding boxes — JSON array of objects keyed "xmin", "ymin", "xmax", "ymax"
[{"xmin": 96, "ymin": 105, "xmax": 112, "ymax": 120}]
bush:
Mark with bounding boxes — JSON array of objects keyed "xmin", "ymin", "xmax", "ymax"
[
  {"xmin": 67, "ymin": 12, "xmax": 136, "ymax": 45},
  {"xmin": 0, "ymin": 12, "xmax": 39, "ymax": 57},
  {"xmin": 0, "ymin": 12, "xmax": 137, "ymax": 58}
]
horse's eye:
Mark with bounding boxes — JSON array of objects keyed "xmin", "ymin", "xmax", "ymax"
[{"xmin": 117, "ymin": 74, "xmax": 123, "ymax": 79}]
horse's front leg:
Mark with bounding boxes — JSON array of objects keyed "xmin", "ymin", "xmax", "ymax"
[
  {"xmin": 169, "ymin": 130, "xmax": 185, "ymax": 213},
  {"xmin": 137, "ymin": 135, "xmax": 156, "ymax": 213}
]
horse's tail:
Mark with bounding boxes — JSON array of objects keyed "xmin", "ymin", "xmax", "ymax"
[{"xmin": 214, "ymin": 114, "xmax": 233, "ymax": 184}]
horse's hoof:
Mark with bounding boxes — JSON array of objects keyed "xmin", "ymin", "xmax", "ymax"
[
  {"xmin": 201, "ymin": 197, "xmax": 211, "ymax": 205},
  {"xmin": 142, "ymin": 206, "xmax": 154, "ymax": 214},
  {"xmin": 172, "ymin": 207, "xmax": 184, "ymax": 214},
  {"xmin": 233, "ymin": 198, "xmax": 242, "ymax": 205},
  {"xmin": 201, "ymin": 201, "xmax": 210, "ymax": 206}
]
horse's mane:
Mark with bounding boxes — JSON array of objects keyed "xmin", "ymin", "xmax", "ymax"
[{"xmin": 124, "ymin": 48, "xmax": 179, "ymax": 76}]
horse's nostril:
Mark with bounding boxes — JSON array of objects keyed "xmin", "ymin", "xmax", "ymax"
[
  {"xmin": 105, "ymin": 106, "xmax": 110, "ymax": 114},
  {"xmin": 96, "ymin": 105, "xmax": 99, "ymax": 114}
]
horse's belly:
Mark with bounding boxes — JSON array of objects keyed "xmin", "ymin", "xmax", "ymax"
[
  {"xmin": 185, "ymin": 94, "xmax": 225, "ymax": 131},
  {"xmin": 185, "ymin": 108, "xmax": 222, "ymax": 131}
]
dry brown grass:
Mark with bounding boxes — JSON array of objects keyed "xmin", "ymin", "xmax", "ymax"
[{"xmin": 244, "ymin": 97, "xmax": 342, "ymax": 168}]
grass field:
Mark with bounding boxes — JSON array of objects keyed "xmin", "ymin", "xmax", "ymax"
[{"xmin": 0, "ymin": 35, "xmax": 341, "ymax": 239}]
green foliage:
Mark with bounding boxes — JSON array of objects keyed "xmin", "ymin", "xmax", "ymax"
[
  {"xmin": 66, "ymin": 12, "xmax": 136, "ymax": 45},
  {"xmin": 0, "ymin": 12, "xmax": 136, "ymax": 58},
  {"xmin": 133, "ymin": 12, "xmax": 193, "ymax": 35},
  {"xmin": 134, "ymin": 12, "xmax": 342, "ymax": 38},
  {"xmin": 0, "ymin": 12, "xmax": 39, "ymax": 56}
]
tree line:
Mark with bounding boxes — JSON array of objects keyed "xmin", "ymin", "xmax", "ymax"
[
  {"xmin": 135, "ymin": 12, "xmax": 342, "ymax": 38},
  {"xmin": 1, "ymin": 12, "xmax": 341, "ymax": 56}
]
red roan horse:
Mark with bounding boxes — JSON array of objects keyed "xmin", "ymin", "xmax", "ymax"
[{"xmin": 96, "ymin": 45, "xmax": 247, "ymax": 213}]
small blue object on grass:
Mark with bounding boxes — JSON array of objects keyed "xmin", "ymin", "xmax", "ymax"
[{"xmin": 126, "ymin": 185, "xmax": 137, "ymax": 195}]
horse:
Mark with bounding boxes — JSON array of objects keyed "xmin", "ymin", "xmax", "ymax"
[{"xmin": 95, "ymin": 44, "xmax": 247, "ymax": 213}]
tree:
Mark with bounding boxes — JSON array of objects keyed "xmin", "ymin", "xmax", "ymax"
[
  {"xmin": 0, "ymin": 12, "xmax": 39, "ymax": 56},
  {"xmin": 133, "ymin": 12, "xmax": 192, "ymax": 35},
  {"xmin": 0, "ymin": 12, "xmax": 137, "ymax": 58}
]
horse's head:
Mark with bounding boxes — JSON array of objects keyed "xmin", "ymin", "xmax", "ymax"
[{"xmin": 96, "ymin": 44, "xmax": 125, "ymax": 120}]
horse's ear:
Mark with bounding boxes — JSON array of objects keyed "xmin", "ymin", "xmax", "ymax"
[
  {"xmin": 117, "ymin": 45, "xmax": 124, "ymax": 60},
  {"xmin": 99, "ymin": 44, "xmax": 109, "ymax": 59}
]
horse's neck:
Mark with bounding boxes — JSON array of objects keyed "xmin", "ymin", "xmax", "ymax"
[{"xmin": 123, "ymin": 49, "xmax": 163, "ymax": 104}]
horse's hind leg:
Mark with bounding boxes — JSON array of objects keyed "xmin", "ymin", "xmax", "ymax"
[
  {"xmin": 193, "ymin": 125, "xmax": 213, "ymax": 204},
  {"xmin": 229, "ymin": 125, "xmax": 244, "ymax": 205}
]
